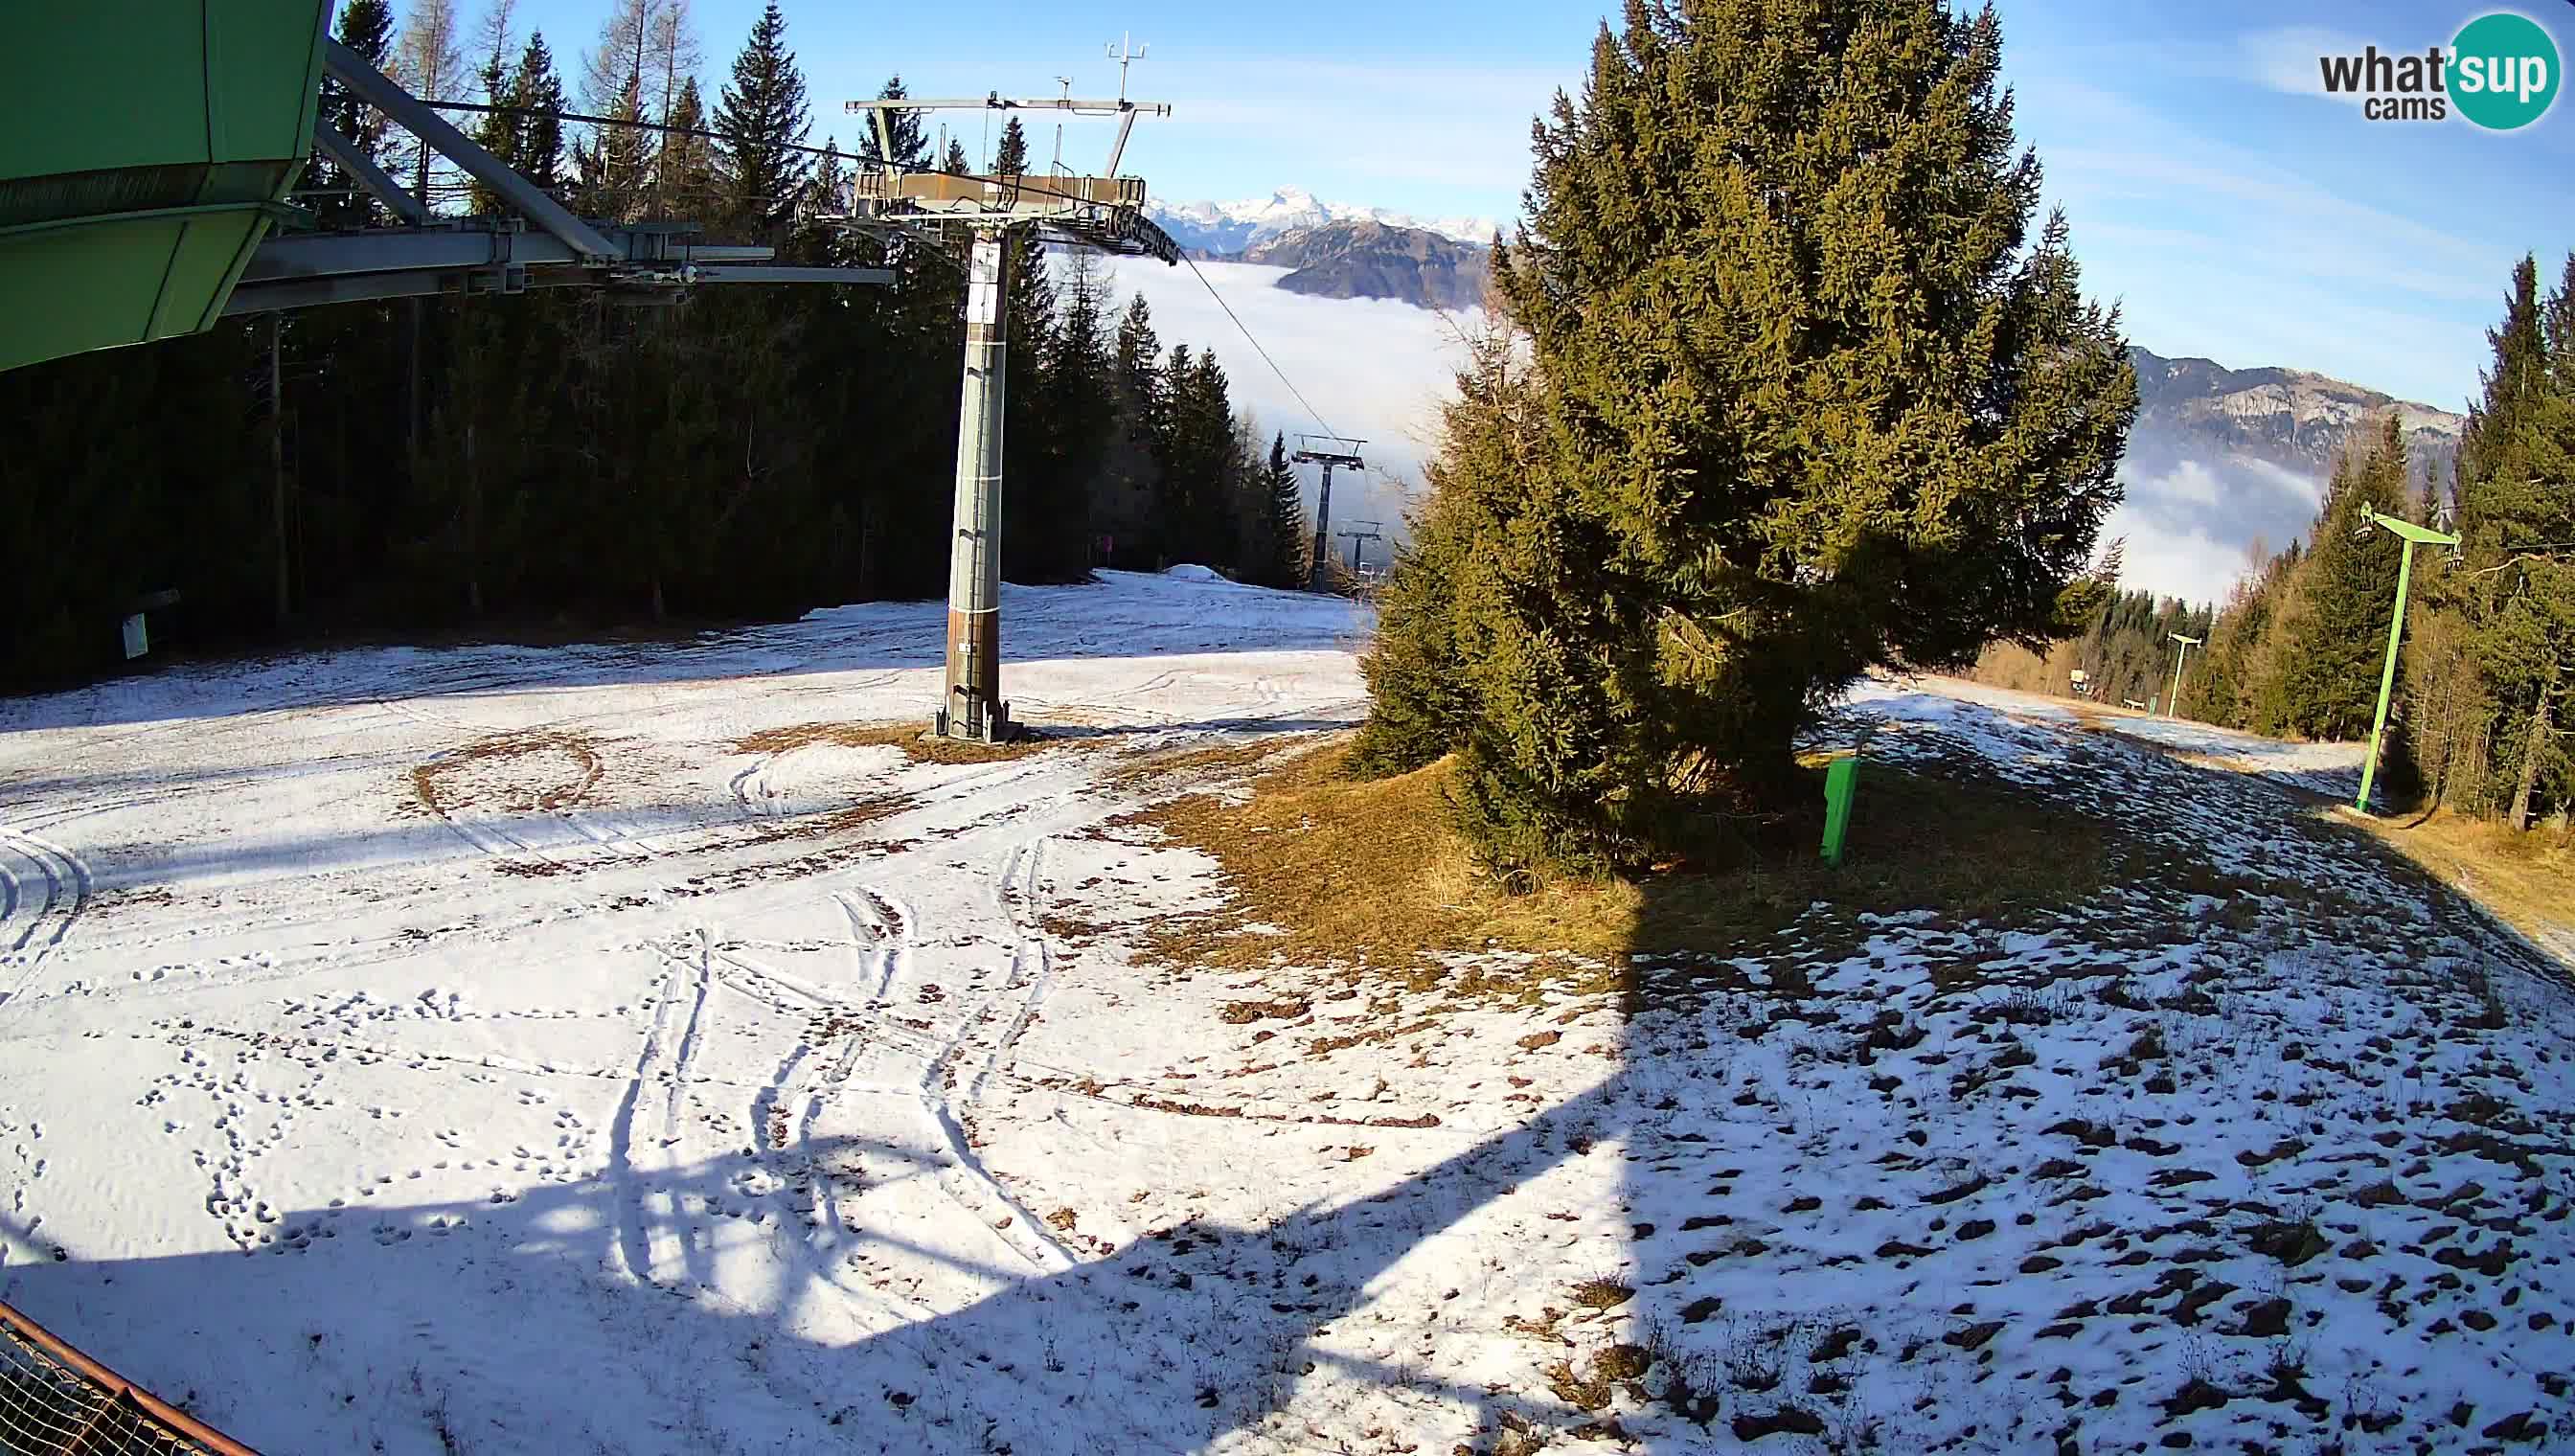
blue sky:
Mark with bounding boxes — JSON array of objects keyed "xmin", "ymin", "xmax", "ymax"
[{"xmin": 491, "ymin": 0, "xmax": 2572, "ymax": 408}]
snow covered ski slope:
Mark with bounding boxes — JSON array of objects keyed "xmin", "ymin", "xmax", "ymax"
[{"xmin": 1, "ymin": 570, "xmax": 2569, "ymax": 1454}]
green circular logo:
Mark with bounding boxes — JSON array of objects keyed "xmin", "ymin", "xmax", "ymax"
[{"xmin": 2451, "ymin": 11, "xmax": 2561, "ymax": 129}]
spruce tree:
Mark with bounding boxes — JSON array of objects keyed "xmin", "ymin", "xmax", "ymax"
[
  {"xmin": 313, "ymin": 0, "xmax": 398, "ymax": 228},
  {"xmin": 945, "ymin": 139, "xmax": 972, "ymax": 175},
  {"xmin": 991, "ymin": 117, "xmax": 1030, "ymax": 178},
  {"xmin": 855, "ymin": 76, "xmax": 927, "ymax": 173},
  {"xmin": 795, "ymin": 140, "xmax": 847, "ymax": 255},
  {"xmin": 2455, "ymin": 254, "xmax": 2575, "ymax": 828},
  {"xmin": 511, "ymin": 32, "xmax": 568, "ymax": 199},
  {"xmin": 1000, "ymin": 234, "xmax": 1069, "ymax": 581},
  {"xmin": 1356, "ymin": 0, "xmax": 2135, "ymax": 873},
  {"xmin": 656, "ymin": 77, "xmax": 716, "ymax": 217},
  {"xmin": 1100, "ymin": 295, "xmax": 1166, "ymax": 562},
  {"xmin": 1043, "ymin": 251, "xmax": 1119, "ymax": 573},
  {"xmin": 1351, "ymin": 315, "xmax": 1535, "ymax": 776},
  {"xmin": 713, "ymin": 1, "xmax": 812, "ymax": 236},
  {"xmin": 2261, "ymin": 417, "xmax": 2414, "ymax": 742},
  {"xmin": 1265, "ymin": 433, "xmax": 1310, "ymax": 588}
]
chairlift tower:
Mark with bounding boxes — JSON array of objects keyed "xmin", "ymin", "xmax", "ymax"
[
  {"xmin": 843, "ymin": 73, "xmax": 1177, "ymax": 742},
  {"xmin": 1291, "ymin": 435, "xmax": 1366, "ymax": 593},
  {"xmin": 2352, "ymin": 506, "xmax": 2461, "ymax": 813},
  {"xmin": 1336, "ymin": 520, "xmax": 1384, "ymax": 578},
  {"xmin": 2164, "ymin": 633, "xmax": 2201, "ymax": 720}
]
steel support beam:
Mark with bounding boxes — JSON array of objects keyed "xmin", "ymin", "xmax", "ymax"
[
  {"xmin": 224, "ymin": 259, "xmax": 893, "ymax": 316},
  {"xmin": 1103, "ymin": 107, "xmax": 1140, "ymax": 179},
  {"xmin": 243, "ymin": 226, "xmax": 553, "ymax": 281},
  {"xmin": 322, "ymin": 37, "xmax": 619, "ymax": 261},
  {"xmin": 1308, "ymin": 462, "xmax": 1336, "ymax": 592},
  {"xmin": 311, "ymin": 124, "xmax": 431, "ymax": 226},
  {"xmin": 936, "ymin": 227, "xmax": 1014, "ymax": 742}
]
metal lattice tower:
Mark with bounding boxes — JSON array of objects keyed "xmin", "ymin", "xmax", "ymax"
[
  {"xmin": 842, "ymin": 76, "xmax": 1177, "ymax": 743},
  {"xmin": 1290, "ymin": 435, "xmax": 1366, "ymax": 594}
]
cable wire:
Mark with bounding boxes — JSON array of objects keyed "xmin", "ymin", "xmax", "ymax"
[
  {"xmin": 415, "ymin": 96, "xmax": 1350, "ymax": 440},
  {"xmin": 1177, "ymin": 252, "xmax": 1342, "ymax": 441}
]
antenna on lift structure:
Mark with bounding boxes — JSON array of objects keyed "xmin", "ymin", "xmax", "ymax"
[
  {"xmin": 843, "ymin": 55, "xmax": 1178, "ymax": 744},
  {"xmin": 1290, "ymin": 434, "xmax": 1366, "ymax": 593},
  {"xmin": 1108, "ymin": 34, "xmax": 1147, "ymax": 102}
]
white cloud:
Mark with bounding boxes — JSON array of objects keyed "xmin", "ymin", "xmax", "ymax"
[
  {"xmin": 1088, "ymin": 257, "xmax": 1475, "ymax": 534},
  {"xmin": 2238, "ymin": 26, "xmax": 2379, "ymax": 103},
  {"xmin": 1071, "ymin": 262, "xmax": 2337, "ymax": 609},
  {"xmin": 2109, "ymin": 450, "xmax": 2335, "ymax": 604},
  {"xmin": 2102, "ymin": 507, "xmax": 2267, "ymax": 607}
]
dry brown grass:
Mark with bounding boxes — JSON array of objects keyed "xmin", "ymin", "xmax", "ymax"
[
  {"xmin": 1099, "ymin": 738, "xmax": 1307, "ymax": 790},
  {"xmin": 2339, "ymin": 806, "xmax": 2575, "ymax": 956},
  {"xmin": 412, "ymin": 730, "xmax": 603, "ymax": 817},
  {"xmin": 1133, "ymin": 739, "xmax": 2119, "ymax": 990},
  {"xmin": 733, "ymin": 720, "xmax": 1061, "ymax": 765}
]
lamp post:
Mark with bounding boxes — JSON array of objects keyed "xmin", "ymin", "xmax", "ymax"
[
  {"xmin": 2354, "ymin": 505, "xmax": 2462, "ymax": 814},
  {"xmin": 2165, "ymin": 633, "xmax": 2201, "ymax": 720}
]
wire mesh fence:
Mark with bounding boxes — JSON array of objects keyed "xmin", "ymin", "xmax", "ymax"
[{"xmin": 0, "ymin": 1299, "xmax": 256, "ymax": 1456}]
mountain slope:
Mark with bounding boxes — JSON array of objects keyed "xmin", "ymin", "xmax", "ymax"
[
  {"xmin": 2110, "ymin": 347, "xmax": 2466, "ymax": 604},
  {"xmin": 1243, "ymin": 220, "xmax": 1491, "ymax": 310},
  {"xmin": 2129, "ymin": 347, "xmax": 2463, "ymax": 486}
]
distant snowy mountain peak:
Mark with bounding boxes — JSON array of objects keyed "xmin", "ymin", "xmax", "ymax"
[{"xmin": 1144, "ymin": 188, "xmax": 1500, "ymax": 255}]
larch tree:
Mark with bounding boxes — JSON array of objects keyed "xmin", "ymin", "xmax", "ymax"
[
  {"xmin": 1356, "ymin": 0, "xmax": 2136, "ymax": 874},
  {"xmin": 392, "ymin": 0, "xmax": 467, "ymax": 207},
  {"xmin": 465, "ymin": 0, "xmax": 521, "ymax": 216}
]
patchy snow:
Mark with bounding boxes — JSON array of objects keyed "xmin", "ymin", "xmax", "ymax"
[
  {"xmin": 1861, "ymin": 674, "xmax": 2372, "ymax": 805},
  {"xmin": 1, "ymin": 580, "xmax": 2569, "ymax": 1455}
]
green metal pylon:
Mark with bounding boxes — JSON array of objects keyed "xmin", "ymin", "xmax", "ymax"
[
  {"xmin": 2165, "ymin": 632, "xmax": 2201, "ymax": 719},
  {"xmin": 2354, "ymin": 506, "xmax": 2461, "ymax": 814}
]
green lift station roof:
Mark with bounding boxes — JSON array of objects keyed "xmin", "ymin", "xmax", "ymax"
[{"xmin": 0, "ymin": 1, "xmax": 330, "ymax": 373}]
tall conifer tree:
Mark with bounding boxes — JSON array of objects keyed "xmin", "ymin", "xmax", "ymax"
[
  {"xmin": 713, "ymin": 2, "xmax": 812, "ymax": 235},
  {"xmin": 1356, "ymin": 0, "xmax": 2135, "ymax": 873}
]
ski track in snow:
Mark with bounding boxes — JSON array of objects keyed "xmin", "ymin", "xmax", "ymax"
[
  {"xmin": 0, "ymin": 817, "xmax": 90, "ymax": 1002},
  {"xmin": 1, "ymin": 574, "xmax": 2569, "ymax": 1455}
]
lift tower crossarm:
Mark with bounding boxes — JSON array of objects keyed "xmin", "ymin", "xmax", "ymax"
[
  {"xmin": 321, "ymin": 37, "xmax": 619, "ymax": 262},
  {"xmin": 841, "ymin": 96, "xmax": 1171, "ymax": 195},
  {"xmin": 845, "ymin": 97, "xmax": 1171, "ymax": 115},
  {"xmin": 1291, "ymin": 436, "xmax": 1366, "ymax": 594}
]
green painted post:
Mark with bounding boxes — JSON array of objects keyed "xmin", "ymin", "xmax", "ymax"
[
  {"xmin": 1821, "ymin": 756, "xmax": 1859, "ymax": 866},
  {"xmin": 2354, "ymin": 507, "xmax": 2460, "ymax": 814},
  {"xmin": 2356, "ymin": 540, "xmax": 2415, "ymax": 814}
]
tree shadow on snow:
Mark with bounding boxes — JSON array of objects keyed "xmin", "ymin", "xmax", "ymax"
[{"xmin": 0, "ymin": 1081, "xmax": 1628, "ymax": 1455}]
